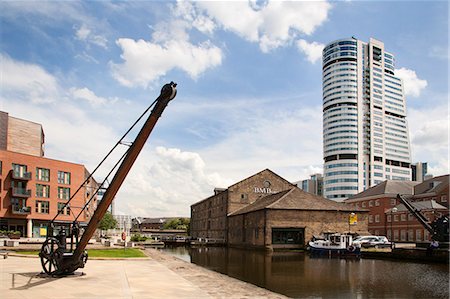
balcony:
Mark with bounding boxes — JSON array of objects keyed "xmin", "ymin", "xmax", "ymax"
[
  {"xmin": 11, "ymin": 187, "xmax": 31, "ymax": 198},
  {"xmin": 11, "ymin": 205, "xmax": 32, "ymax": 215},
  {"xmin": 11, "ymin": 171, "xmax": 32, "ymax": 180}
]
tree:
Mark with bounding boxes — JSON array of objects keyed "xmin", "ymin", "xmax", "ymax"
[
  {"xmin": 163, "ymin": 218, "xmax": 190, "ymax": 231},
  {"xmin": 98, "ymin": 211, "xmax": 118, "ymax": 231}
]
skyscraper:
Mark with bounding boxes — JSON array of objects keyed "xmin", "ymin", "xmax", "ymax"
[{"xmin": 322, "ymin": 38, "xmax": 411, "ymax": 201}]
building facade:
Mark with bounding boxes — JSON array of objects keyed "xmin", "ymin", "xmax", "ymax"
[
  {"xmin": 228, "ymin": 187, "xmax": 368, "ymax": 250},
  {"xmin": 191, "ymin": 169, "xmax": 368, "ymax": 249},
  {"xmin": 296, "ymin": 173, "xmax": 323, "ymax": 197},
  {"xmin": 345, "ymin": 175, "xmax": 449, "ymax": 242},
  {"xmin": 190, "ymin": 169, "xmax": 295, "ymax": 243},
  {"xmin": 0, "ymin": 112, "xmax": 97, "ymax": 237},
  {"xmin": 411, "ymin": 162, "xmax": 428, "ymax": 182},
  {"xmin": 323, "ymin": 38, "xmax": 412, "ymax": 201}
]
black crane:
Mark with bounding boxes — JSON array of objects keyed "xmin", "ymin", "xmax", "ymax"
[{"xmin": 396, "ymin": 194, "xmax": 449, "ymax": 242}]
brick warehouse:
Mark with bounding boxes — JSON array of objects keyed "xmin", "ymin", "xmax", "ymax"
[
  {"xmin": 0, "ymin": 112, "xmax": 98, "ymax": 237},
  {"xmin": 190, "ymin": 169, "xmax": 368, "ymax": 250},
  {"xmin": 345, "ymin": 175, "xmax": 449, "ymax": 242}
]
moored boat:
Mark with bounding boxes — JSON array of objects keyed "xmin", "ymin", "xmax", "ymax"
[{"xmin": 308, "ymin": 233, "xmax": 361, "ymax": 257}]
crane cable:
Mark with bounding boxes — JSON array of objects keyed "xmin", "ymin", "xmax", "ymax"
[{"xmin": 50, "ymin": 98, "xmax": 158, "ymax": 223}]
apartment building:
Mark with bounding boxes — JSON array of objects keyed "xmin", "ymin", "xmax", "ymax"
[
  {"xmin": 345, "ymin": 175, "xmax": 449, "ymax": 242},
  {"xmin": 0, "ymin": 112, "xmax": 97, "ymax": 237},
  {"xmin": 323, "ymin": 38, "xmax": 412, "ymax": 201}
]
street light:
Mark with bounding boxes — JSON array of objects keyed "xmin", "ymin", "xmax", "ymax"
[{"xmin": 390, "ymin": 207, "xmax": 398, "ymax": 249}]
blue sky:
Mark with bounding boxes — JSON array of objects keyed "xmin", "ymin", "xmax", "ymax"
[{"xmin": 1, "ymin": 1, "xmax": 448, "ymax": 217}]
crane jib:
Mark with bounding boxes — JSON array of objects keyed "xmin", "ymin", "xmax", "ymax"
[{"xmin": 39, "ymin": 82, "xmax": 177, "ymax": 276}]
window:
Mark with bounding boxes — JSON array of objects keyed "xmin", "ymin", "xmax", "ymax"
[
  {"xmin": 394, "ymin": 215, "xmax": 399, "ymax": 222},
  {"xmin": 416, "ymin": 229, "xmax": 422, "ymax": 241},
  {"xmin": 362, "ymin": 202, "xmax": 366, "ymax": 208},
  {"xmin": 36, "ymin": 168, "xmax": 50, "ymax": 181},
  {"xmin": 272, "ymin": 228, "xmax": 304, "ymax": 245},
  {"xmin": 58, "ymin": 202, "xmax": 71, "ymax": 216},
  {"xmin": 369, "ymin": 200, "xmax": 373, "ymax": 207},
  {"xmin": 11, "ymin": 198, "xmax": 27, "ymax": 212},
  {"xmin": 394, "ymin": 230, "xmax": 399, "ymax": 241},
  {"xmin": 12, "ymin": 163, "xmax": 29, "ymax": 178},
  {"xmin": 401, "ymin": 214, "xmax": 406, "ymax": 221},
  {"xmin": 400, "ymin": 230, "xmax": 406, "ymax": 241},
  {"xmin": 36, "ymin": 200, "xmax": 49, "ymax": 214},
  {"xmin": 387, "ymin": 215, "xmax": 391, "ymax": 222},
  {"xmin": 375, "ymin": 215, "xmax": 380, "ymax": 223},
  {"xmin": 58, "ymin": 187, "xmax": 70, "ymax": 200},
  {"xmin": 375, "ymin": 199, "xmax": 380, "ymax": 206},
  {"xmin": 390, "ymin": 198, "xmax": 396, "ymax": 206},
  {"xmin": 408, "ymin": 229, "xmax": 414, "ymax": 241},
  {"xmin": 36, "ymin": 184, "xmax": 50, "ymax": 198},
  {"xmin": 408, "ymin": 214, "xmax": 413, "ymax": 221},
  {"xmin": 441, "ymin": 195, "xmax": 447, "ymax": 203},
  {"xmin": 58, "ymin": 171, "xmax": 71, "ymax": 184},
  {"xmin": 369, "ymin": 215, "xmax": 373, "ymax": 223}
]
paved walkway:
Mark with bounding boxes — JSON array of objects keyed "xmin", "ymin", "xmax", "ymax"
[{"xmin": 0, "ymin": 256, "xmax": 212, "ymax": 299}]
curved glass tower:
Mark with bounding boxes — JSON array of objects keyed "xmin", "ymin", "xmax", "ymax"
[{"xmin": 322, "ymin": 38, "xmax": 411, "ymax": 201}]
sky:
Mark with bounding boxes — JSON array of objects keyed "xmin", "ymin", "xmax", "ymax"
[{"xmin": 1, "ymin": 1, "xmax": 448, "ymax": 218}]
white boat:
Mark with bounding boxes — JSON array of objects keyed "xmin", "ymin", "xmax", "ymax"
[{"xmin": 308, "ymin": 233, "xmax": 361, "ymax": 257}]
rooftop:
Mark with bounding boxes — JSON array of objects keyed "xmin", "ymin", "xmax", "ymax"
[{"xmin": 229, "ymin": 187, "xmax": 366, "ymax": 216}]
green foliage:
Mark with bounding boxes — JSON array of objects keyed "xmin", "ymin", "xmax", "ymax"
[
  {"xmin": 131, "ymin": 234, "xmax": 148, "ymax": 242},
  {"xmin": 98, "ymin": 211, "xmax": 118, "ymax": 231},
  {"xmin": 87, "ymin": 248, "xmax": 146, "ymax": 258},
  {"xmin": 163, "ymin": 218, "xmax": 190, "ymax": 231}
]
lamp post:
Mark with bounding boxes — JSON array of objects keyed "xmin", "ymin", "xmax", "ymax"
[{"xmin": 390, "ymin": 207, "xmax": 398, "ymax": 249}]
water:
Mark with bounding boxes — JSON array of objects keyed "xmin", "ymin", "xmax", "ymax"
[{"xmin": 161, "ymin": 246, "xmax": 449, "ymax": 298}]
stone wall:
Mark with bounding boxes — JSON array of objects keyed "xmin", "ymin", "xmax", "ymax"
[
  {"xmin": 229, "ymin": 209, "xmax": 369, "ymax": 250},
  {"xmin": 190, "ymin": 191, "xmax": 228, "ymax": 241},
  {"xmin": 228, "ymin": 170, "xmax": 294, "ymax": 214}
]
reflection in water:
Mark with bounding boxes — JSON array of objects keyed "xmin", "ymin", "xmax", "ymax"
[{"xmin": 162, "ymin": 246, "xmax": 449, "ymax": 298}]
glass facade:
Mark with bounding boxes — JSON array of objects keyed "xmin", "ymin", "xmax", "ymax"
[{"xmin": 323, "ymin": 38, "xmax": 411, "ymax": 201}]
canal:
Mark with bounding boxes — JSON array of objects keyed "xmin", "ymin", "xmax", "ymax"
[{"xmin": 161, "ymin": 246, "xmax": 449, "ymax": 298}]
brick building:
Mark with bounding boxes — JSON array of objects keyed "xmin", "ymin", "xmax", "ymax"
[
  {"xmin": 345, "ymin": 175, "xmax": 449, "ymax": 242},
  {"xmin": 191, "ymin": 169, "xmax": 368, "ymax": 249},
  {"xmin": 0, "ymin": 112, "xmax": 97, "ymax": 237},
  {"xmin": 190, "ymin": 169, "xmax": 295, "ymax": 243},
  {"xmin": 228, "ymin": 187, "xmax": 368, "ymax": 250}
]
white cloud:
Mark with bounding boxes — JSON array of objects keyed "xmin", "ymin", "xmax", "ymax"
[
  {"xmin": 110, "ymin": 1, "xmax": 331, "ymax": 87},
  {"xmin": 70, "ymin": 87, "xmax": 109, "ymax": 107},
  {"xmin": 117, "ymin": 146, "xmax": 231, "ymax": 217},
  {"xmin": 396, "ymin": 67, "xmax": 428, "ymax": 97},
  {"xmin": 110, "ymin": 37, "xmax": 222, "ymax": 87},
  {"xmin": 75, "ymin": 24, "xmax": 108, "ymax": 49},
  {"xmin": 408, "ymin": 105, "xmax": 449, "ymax": 176},
  {"xmin": 192, "ymin": 1, "xmax": 331, "ymax": 52},
  {"xmin": 296, "ymin": 39, "xmax": 324, "ymax": 64},
  {"xmin": 1, "ymin": 55, "xmax": 231, "ymax": 217},
  {"xmin": 1, "ymin": 54, "xmax": 59, "ymax": 104}
]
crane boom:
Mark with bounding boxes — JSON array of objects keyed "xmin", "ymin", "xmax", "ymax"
[
  {"xmin": 39, "ymin": 82, "xmax": 177, "ymax": 275},
  {"xmin": 396, "ymin": 194, "xmax": 434, "ymax": 235},
  {"xmin": 396, "ymin": 193, "xmax": 449, "ymax": 242}
]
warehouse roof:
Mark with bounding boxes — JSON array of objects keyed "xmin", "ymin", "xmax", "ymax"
[{"xmin": 229, "ymin": 187, "xmax": 366, "ymax": 216}]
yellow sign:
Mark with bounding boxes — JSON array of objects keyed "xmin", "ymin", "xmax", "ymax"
[
  {"xmin": 40, "ymin": 227, "xmax": 47, "ymax": 237},
  {"xmin": 349, "ymin": 213, "xmax": 358, "ymax": 225}
]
